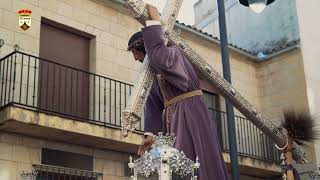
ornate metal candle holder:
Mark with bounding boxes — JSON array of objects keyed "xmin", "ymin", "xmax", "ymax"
[
  {"xmin": 309, "ymin": 168, "xmax": 320, "ymax": 180},
  {"xmin": 128, "ymin": 133, "xmax": 200, "ymax": 180}
]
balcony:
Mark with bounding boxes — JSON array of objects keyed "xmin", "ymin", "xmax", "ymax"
[
  {"xmin": 0, "ymin": 51, "xmax": 141, "ymax": 153},
  {"xmin": 0, "ymin": 51, "xmax": 280, "ymax": 169},
  {"xmin": 0, "ymin": 51, "xmax": 136, "ymax": 129},
  {"xmin": 214, "ymin": 108, "xmax": 280, "ymax": 163}
]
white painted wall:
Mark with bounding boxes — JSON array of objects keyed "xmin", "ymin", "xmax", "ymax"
[{"xmin": 296, "ymin": 0, "xmax": 320, "ymax": 168}]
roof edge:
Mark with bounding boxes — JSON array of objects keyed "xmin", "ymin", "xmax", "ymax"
[
  {"xmin": 108, "ymin": 0, "xmax": 300, "ymax": 61},
  {"xmin": 262, "ymin": 44, "xmax": 300, "ymax": 60},
  {"xmin": 174, "ymin": 22, "xmax": 258, "ymax": 60}
]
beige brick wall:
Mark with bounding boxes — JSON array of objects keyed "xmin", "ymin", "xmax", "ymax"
[
  {"xmin": 0, "ymin": 132, "xmax": 135, "ymax": 180},
  {"xmin": 256, "ymin": 50, "xmax": 317, "ymax": 172},
  {"xmin": 257, "ymin": 50, "xmax": 309, "ymax": 124},
  {"xmin": 0, "ymin": 0, "xmax": 141, "ymax": 82},
  {"xmin": 0, "ymin": 133, "xmax": 41, "ymax": 180}
]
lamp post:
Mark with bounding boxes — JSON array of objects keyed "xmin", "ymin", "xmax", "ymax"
[
  {"xmin": 216, "ymin": 0, "xmax": 239, "ymax": 179},
  {"xmin": 239, "ymin": 0, "xmax": 276, "ymax": 13},
  {"xmin": 216, "ymin": 0, "xmax": 277, "ymax": 179}
]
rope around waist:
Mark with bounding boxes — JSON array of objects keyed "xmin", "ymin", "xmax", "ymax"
[{"xmin": 164, "ymin": 90, "xmax": 203, "ymax": 108}]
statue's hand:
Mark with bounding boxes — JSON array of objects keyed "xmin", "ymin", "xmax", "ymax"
[
  {"xmin": 138, "ymin": 135, "xmax": 154, "ymax": 156},
  {"xmin": 148, "ymin": 5, "xmax": 161, "ymax": 21}
]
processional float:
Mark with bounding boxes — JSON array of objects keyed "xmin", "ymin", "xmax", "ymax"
[{"xmin": 120, "ymin": 0, "xmax": 319, "ymax": 179}]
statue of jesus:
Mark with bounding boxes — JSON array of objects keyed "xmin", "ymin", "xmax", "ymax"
[{"xmin": 127, "ymin": 5, "xmax": 229, "ymax": 180}]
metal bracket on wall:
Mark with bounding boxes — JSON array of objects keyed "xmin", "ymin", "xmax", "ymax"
[
  {"xmin": 0, "ymin": 39, "xmax": 4, "ymax": 48},
  {"xmin": 13, "ymin": 44, "xmax": 20, "ymax": 52}
]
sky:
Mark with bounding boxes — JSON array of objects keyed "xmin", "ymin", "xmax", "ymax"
[{"xmin": 144, "ymin": 0, "xmax": 197, "ymax": 25}]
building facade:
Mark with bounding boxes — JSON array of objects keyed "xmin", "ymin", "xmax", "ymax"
[
  {"xmin": 193, "ymin": 0, "xmax": 300, "ymax": 54},
  {"xmin": 0, "ymin": 0, "xmax": 316, "ymax": 179},
  {"xmin": 194, "ymin": 0, "xmax": 320, "ymax": 175},
  {"xmin": 295, "ymin": 0, "xmax": 320, "ymax": 172}
]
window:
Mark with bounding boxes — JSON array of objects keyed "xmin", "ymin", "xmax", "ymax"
[
  {"xmin": 35, "ymin": 149, "xmax": 99, "ymax": 180},
  {"xmin": 41, "ymin": 149, "xmax": 93, "ymax": 171},
  {"xmin": 202, "ymin": 91, "xmax": 219, "ymax": 121},
  {"xmin": 202, "ymin": 91, "xmax": 223, "ymax": 143}
]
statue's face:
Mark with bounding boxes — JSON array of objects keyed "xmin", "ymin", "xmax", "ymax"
[{"xmin": 131, "ymin": 48, "xmax": 145, "ymax": 63}]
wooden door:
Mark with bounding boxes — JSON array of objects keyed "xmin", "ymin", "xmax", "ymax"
[{"xmin": 39, "ymin": 20, "xmax": 90, "ymax": 119}]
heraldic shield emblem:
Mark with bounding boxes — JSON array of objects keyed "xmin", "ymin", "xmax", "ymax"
[{"xmin": 18, "ymin": 9, "xmax": 32, "ymax": 31}]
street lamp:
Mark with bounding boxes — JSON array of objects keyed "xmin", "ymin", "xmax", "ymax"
[
  {"xmin": 216, "ymin": 0, "xmax": 239, "ymax": 179},
  {"xmin": 239, "ymin": 0, "xmax": 276, "ymax": 13},
  {"xmin": 217, "ymin": 1, "xmax": 277, "ymax": 179}
]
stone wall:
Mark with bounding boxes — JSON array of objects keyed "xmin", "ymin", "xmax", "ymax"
[
  {"xmin": 257, "ymin": 49, "xmax": 317, "ymax": 174},
  {"xmin": 0, "ymin": 132, "xmax": 132, "ymax": 180},
  {"xmin": 257, "ymin": 49, "xmax": 309, "ymax": 124}
]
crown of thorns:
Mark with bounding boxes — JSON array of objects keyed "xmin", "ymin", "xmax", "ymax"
[{"xmin": 127, "ymin": 38, "xmax": 144, "ymax": 51}]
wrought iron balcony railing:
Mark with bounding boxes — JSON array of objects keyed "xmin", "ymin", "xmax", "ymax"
[
  {"xmin": 211, "ymin": 108, "xmax": 280, "ymax": 162},
  {"xmin": 0, "ymin": 51, "xmax": 279, "ymax": 163},
  {"xmin": 0, "ymin": 51, "xmax": 136, "ymax": 129},
  {"xmin": 32, "ymin": 164, "xmax": 102, "ymax": 180}
]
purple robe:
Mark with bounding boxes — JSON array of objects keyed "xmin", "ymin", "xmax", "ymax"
[{"xmin": 142, "ymin": 25, "xmax": 229, "ymax": 180}]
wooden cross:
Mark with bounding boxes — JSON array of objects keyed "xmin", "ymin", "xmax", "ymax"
[{"xmin": 121, "ymin": 0, "xmax": 288, "ymax": 150}]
